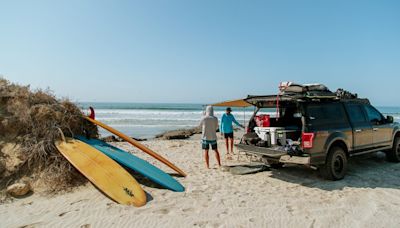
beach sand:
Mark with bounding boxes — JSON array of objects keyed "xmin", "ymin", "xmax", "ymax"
[{"xmin": 1, "ymin": 134, "xmax": 400, "ymax": 228}]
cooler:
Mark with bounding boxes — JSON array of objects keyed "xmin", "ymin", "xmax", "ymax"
[
  {"xmin": 255, "ymin": 115, "xmax": 270, "ymax": 127},
  {"xmin": 254, "ymin": 127, "xmax": 285, "ymax": 145}
]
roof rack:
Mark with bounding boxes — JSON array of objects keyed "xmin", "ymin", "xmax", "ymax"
[{"xmin": 245, "ymin": 90, "xmax": 368, "ymax": 108}]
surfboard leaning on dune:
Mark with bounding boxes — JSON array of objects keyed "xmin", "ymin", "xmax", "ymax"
[
  {"xmin": 83, "ymin": 115, "xmax": 187, "ymax": 177},
  {"xmin": 76, "ymin": 136, "xmax": 185, "ymax": 192},
  {"xmin": 55, "ymin": 138, "xmax": 147, "ymax": 206}
]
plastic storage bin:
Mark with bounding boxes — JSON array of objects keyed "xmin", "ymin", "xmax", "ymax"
[{"xmin": 254, "ymin": 127, "xmax": 285, "ymax": 145}]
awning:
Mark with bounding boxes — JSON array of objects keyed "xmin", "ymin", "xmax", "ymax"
[{"xmin": 210, "ymin": 99, "xmax": 253, "ymax": 107}]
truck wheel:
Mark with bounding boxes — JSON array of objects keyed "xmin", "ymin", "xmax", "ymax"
[
  {"xmin": 386, "ymin": 137, "xmax": 400, "ymax": 162},
  {"xmin": 320, "ymin": 147, "xmax": 348, "ymax": 180}
]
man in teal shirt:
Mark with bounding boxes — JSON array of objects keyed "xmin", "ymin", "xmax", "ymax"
[{"xmin": 220, "ymin": 107, "xmax": 244, "ymax": 158}]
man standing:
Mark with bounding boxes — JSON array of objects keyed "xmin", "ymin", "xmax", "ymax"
[
  {"xmin": 200, "ymin": 106, "xmax": 221, "ymax": 169},
  {"xmin": 220, "ymin": 107, "xmax": 244, "ymax": 158}
]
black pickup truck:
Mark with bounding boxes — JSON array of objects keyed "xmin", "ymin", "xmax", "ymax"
[{"xmin": 236, "ymin": 94, "xmax": 400, "ymax": 180}]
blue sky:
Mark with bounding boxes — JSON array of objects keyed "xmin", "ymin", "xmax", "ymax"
[{"xmin": 1, "ymin": 0, "xmax": 399, "ymax": 105}]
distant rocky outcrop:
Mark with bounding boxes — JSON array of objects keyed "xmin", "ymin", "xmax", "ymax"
[
  {"xmin": 101, "ymin": 135, "xmax": 147, "ymax": 142},
  {"xmin": 156, "ymin": 127, "xmax": 203, "ymax": 140},
  {"xmin": 101, "ymin": 135, "xmax": 122, "ymax": 142}
]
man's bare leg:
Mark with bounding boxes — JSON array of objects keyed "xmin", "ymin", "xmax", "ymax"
[
  {"xmin": 224, "ymin": 138, "xmax": 229, "ymax": 156},
  {"xmin": 214, "ymin": 149, "xmax": 221, "ymax": 167},
  {"xmin": 230, "ymin": 138, "xmax": 234, "ymax": 154},
  {"xmin": 204, "ymin": 150, "xmax": 210, "ymax": 169}
]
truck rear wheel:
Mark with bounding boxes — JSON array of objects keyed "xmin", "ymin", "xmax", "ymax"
[
  {"xmin": 320, "ymin": 146, "xmax": 348, "ymax": 180},
  {"xmin": 386, "ymin": 137, "xmax": 400, "ymax": 162}
]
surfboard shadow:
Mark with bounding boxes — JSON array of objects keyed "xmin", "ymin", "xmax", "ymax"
[
  {"xmin": 90, "ymin": 182, "xmax": 153, "ymax": 205},
  {"xmin": 166, "ymin": 173, "xmax": 185, "ymax": 178},
  {"xmin": 124, "ymin": 167, "xmax": 169, "ymax": 191}
]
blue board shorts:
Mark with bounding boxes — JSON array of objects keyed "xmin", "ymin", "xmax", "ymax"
[{"xmin": 202, "ymin": 140, "xmax": 217, "ymax": 150}]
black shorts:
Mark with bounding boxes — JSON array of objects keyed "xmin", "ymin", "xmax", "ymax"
[
  {"xmin": 224, "ymin": 133, "xmax": 234, "ymax": 139},
  {"xmin": 202, "ymin": 140, "xmax": 218, "ymax": 150}
]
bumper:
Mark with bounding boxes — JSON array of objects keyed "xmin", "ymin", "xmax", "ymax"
[{"xmin": 279, "ymin": 155, "xmax": 310, "ymax": 165}]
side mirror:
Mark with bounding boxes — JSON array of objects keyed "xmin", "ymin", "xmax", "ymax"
[
  {"xmin": 370, "ymin": 118, "xmax": 380, "ymax": 125},
  {"xmin": 387, "ymin": 115, "xmax": 394, "ymax": 124}
]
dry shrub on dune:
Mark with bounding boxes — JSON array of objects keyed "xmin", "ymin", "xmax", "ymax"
[{"xmin": 0, "ymin": 77, "xmax": 98, "ymax": 192}]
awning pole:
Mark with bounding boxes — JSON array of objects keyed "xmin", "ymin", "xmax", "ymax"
[{"xmin": 243, "ymin": 108, "xmax": 246, "ymax": 127}]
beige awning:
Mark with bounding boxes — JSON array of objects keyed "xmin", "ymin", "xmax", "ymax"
[{"xmin": 210, "ymin": 99, "xmax": 252, "ymax": 107}]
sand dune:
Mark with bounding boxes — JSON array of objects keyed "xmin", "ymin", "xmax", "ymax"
[{"xmin": 1, "ymin": 136, "xmax": 400, "ymax": 228}]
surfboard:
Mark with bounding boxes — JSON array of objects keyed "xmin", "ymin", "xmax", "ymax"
[
  {"xmin": 84, "ymin": 116, "xmax": 187, "ymax": 177},
  {"xmin": 76, "ymin": 136, "xmax": 185, "ymax": 192},
  {"xmin": 55, "ymin": 138, "xmax": 147, "ymax": 206}
]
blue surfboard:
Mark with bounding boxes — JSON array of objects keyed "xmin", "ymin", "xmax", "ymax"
[{"xmin": 76, "ymin": 136, "xmax": 184, "ymax": 192}]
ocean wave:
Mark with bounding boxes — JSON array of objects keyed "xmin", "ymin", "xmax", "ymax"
[
  {"xmin": 97, "ymin": 117, "xmax": 203, "ymax": 121},
  {"xmin": 104, "ymin": 124, "xmax": 196, "ymax": 128},
  {"xmin": 81, "ymin": 105, "xmax": 400, "ymax": 138},
  {"xmin": 98, "ymin": 119, "xmax": 200, "ymax": 125},
  {"xmin": 92, "ymin": 109, "xmax": 204, "ymax": 115},
  {"xmin": 91, "ymin": 109, "xmax": 255, "ymax": 116}
]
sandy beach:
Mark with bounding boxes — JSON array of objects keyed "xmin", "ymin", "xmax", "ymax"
[
  {"xmin": 2, "ymin": 1, "xmax": 400, "ymax": 227},
  {"xmin": 1, "ymin": 133, "xmax": 400, "ymax": 228}
]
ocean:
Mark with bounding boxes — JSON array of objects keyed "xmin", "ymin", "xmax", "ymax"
[{"xmin": 78, "ymin": 102, "xmax": 400, "ymax": 139}]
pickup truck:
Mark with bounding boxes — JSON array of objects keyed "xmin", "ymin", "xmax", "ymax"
[{"xmin": 236, "ymin": 94, "xmax": 400, "ymax": 180}]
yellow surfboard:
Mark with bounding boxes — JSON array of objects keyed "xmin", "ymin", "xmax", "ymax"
[
  {"xmin": 84, "ymin": 116, "xmax": 187, "ymax": 177},
  {"xmin": 55, "ymin": 138, "xmax": 147, "ymax": 206}
]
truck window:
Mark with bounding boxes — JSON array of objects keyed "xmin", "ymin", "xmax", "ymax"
[
  {"xmin": 346, "ymin": 104, "xmax": 367, "ymax": 124},
  {"xmin": 364, "ymin": 105, "xmax": 384, "ymax": 123},
  {"xmin": 307, "ymin": 103, "xmax": 347, "ymax": 124}
]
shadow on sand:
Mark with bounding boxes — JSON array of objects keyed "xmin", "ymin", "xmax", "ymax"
[
  {"xmin": 268, "ymin": 152, "xmax": 400, "ymax": 191},
  {"xmin": 125, "ymin": 169, "xmax": 168, "ymax": 191}
]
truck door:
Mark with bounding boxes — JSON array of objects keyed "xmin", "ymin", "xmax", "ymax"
[
  {"xmin": 363, "ymin": 105, "xmax": 393, "ymax": 148},
  {"xmin": 345, "ymin": 104, "xmax": 373, "ymax": 151}
]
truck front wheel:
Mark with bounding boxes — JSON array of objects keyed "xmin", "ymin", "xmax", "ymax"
[
  {"xmin": 386, "ymin": 137, "xmax": 400, "ymax": 162},
  {"xmin": 320, "ymin": 147, "xmax": 348, "ymax": 180}
]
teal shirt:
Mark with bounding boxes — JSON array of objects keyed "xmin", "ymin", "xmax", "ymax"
[{"xmin": 220, "ymin": 113, "xmax": 241, "ymax": 134}]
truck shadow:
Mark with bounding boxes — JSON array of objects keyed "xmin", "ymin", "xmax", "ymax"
[{"xmin": 268, "ymin": 152, "xmax": 400, "ymax": 191}]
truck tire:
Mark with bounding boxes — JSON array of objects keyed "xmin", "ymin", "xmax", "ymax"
[
  {"xmin": 386, "ymin": 137, "xmax": 400, "ymax": 162},
  {"xmin": 320, "ymin": 146, "xmax": 348, "ymax": 180}
]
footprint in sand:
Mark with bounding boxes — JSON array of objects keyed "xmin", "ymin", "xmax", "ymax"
[
  {"xmin": 154, "ymin": 208, "xmax": 170, "ymax": 215},
  {"xmin": 21, "ymin": 201, "xmax": 33, "ymax": 206},
  {"xmin": 182, "ymin": 207, "xmax": 194, "ymax": 213},
  {"xmin": 239, "ymin": 200, "xmax": 246, "ymax": 207},
  {"xmin": 217, "ymin": 210, "xmax": 228, "ymax": 218},
  {"xmin": 18, "ymin": 222, "xmax": 43, "ymax": 228},
  {"xmin": 70, "ymin": 199, "xmax": 89, "ymax": 205},
  {"xmin": 58, "ymin": 211, "xmax": 70, "ymax": 217},
  {"xmin": 286, "ymin": 205, "xmax": 294, "ymax": 214}
]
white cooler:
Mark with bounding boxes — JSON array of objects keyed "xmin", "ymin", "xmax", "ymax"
[{"xmin": 254, "ymin": 127, "xmax": 285, "ymax": 145}]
